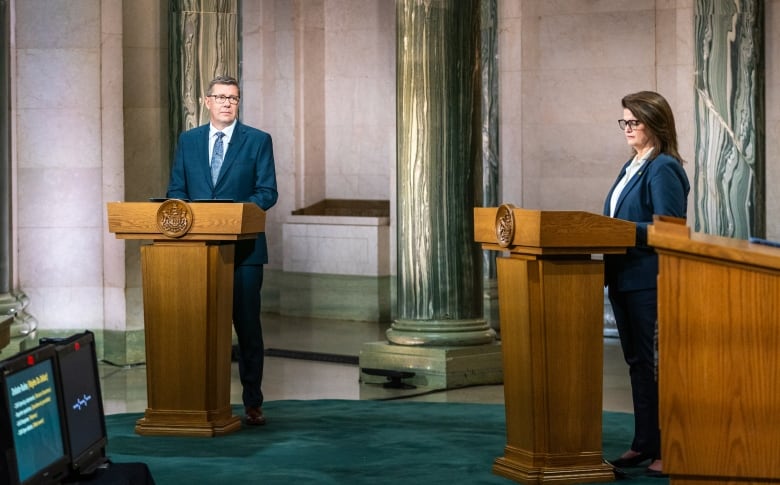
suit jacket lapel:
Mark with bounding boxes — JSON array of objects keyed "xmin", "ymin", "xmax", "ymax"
[
  {"xmin": 604, "ymin": 161, "xmax": 630, "ymax": 216},
  {"xmin": 193, "ymin": 125, "xmax": 212, "ymax": 188},
  {"xmin": 614, "ymin": 158, "xmax": 651, "ymax": 217}
]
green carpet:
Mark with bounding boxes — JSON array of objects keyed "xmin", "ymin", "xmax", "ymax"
[{"xmin": 104, "ymin": 400, "xmax": 668, "ymax": 484}]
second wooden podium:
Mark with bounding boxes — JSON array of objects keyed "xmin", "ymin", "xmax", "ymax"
[
  {"xmin": 474, "ymin": 205, "xmax": 635, "ymax": 484},
  {"xmin": 108, "ymin": 200, "xmax": 265, "ymax": 437},
  {"xmin": 649, "ymin": 218, "xmax": 780, "ymax": 484}
]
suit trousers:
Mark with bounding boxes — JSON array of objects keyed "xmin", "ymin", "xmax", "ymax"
[
  {"xmin": 608, "ymin": 286, "xmax": 660, "ymax": 459},
  {"xmin": 233, "ymin": 264, "xmax": 265, "ymax": 408}
]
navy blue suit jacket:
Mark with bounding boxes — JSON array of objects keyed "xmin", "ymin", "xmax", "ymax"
[
  {"xmin": 603, "ymin": 153, "xmax": 689, "ymax": 291},
  {"xmin": 167, "ymin": 121, "xmax": 279, "ymax": 266}
]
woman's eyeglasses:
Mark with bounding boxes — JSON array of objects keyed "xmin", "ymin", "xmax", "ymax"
[{"xmin": 618, "ymin": 119, "xmax": 641, "ymax": 131}]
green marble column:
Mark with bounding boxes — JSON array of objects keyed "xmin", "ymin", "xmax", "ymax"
[
  {"xmin": 169, "ymin": 0, "xmax": 239, "ymax": 161},
  {"xmin": 0, "ymin": 0, "xmax": 13, "ymax": 341},
  {"xmin": 479, "ymin": 0, "xmax": 499, "ymax": 331},
  {"xmin": 361, "ymin": 0, "xmax": 501, "ymax": 391},
  {"xmin": 388, "ymin": 0, "xmax": 495, "ymax": 347},
  {"xmin": 694, "ymin": 0, "xmax": 764, "ymax": 238}
]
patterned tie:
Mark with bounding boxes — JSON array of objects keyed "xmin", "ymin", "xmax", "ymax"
[{"xmin": 210, "ymin": 132, "xmax": 225, "ymax": 184}]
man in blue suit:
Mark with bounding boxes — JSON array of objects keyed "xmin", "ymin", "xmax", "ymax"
[{"xmin": 167, "ymin": 75, "xmax": 278, "ymax": 426}]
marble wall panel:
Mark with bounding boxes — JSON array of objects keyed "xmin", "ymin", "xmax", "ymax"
[
  {"xmin": 503, "ymin": 0, "xmax": 696, "ymax": 221},
  {"xmin": 14, "ymin": 0, "xmax": 100, "ymax": 48},
  {"xmin": 533, "ymin": 0, "xmax": 656, "ymax": 15},
  {"xmin": 297, "ymin": 1, "xmax": 327, "ymax": 210},
  {"xmin": 17, "ymin": 168, "xmax": 102, "ymax": 227},
  {"xmin": 15, "ymin": 108, "xmax": 102, "ymax": 168},
  {"xmin": 323, "ymin": 0, "xmax": 393, "ymax": 200},
  {"xmin": 102, "ymin": 286, "xmax": 127, "ymax": 332},
  {"xmin": 17, "ymin": 227, "xmax": 102, "ymax": 287},
  {"xmin": 12, "ymin": 0, "xmax": 108, "ymax": 336},
  {"xmin": 693, "ymin": 0, "xmax": 763, "ymax": 238},
  {"xmin": 240, "ymin": 1, "xmax": 297, "ymax": 272},
  {"xmin": 15, "ymin": 49, "xmax": 100, "ymax": 110},
  {"xmin": 282, "ymin": 220, "xmax": 390, "ymax": 276},
  {"xmin": 122, "ymin": 108, "xmax": 169, "ymax": 201},
  {"xmin": 123, "ymin": 0, "xmax": 166, "ymax": 49},
  {"xmin": 532, "ymin": 12, "xmax": 654, "ymax": 70},
  {"xmin": 20, "ymin": 287, "xmax": 104, "ymax": 331}
]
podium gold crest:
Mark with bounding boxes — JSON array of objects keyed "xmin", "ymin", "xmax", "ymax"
[
  {"xmin": 156, "ymin": 199, "xmax": 193, "ymax": 238},
  {"xmin": 495, "ymin": 203, "xmax": 516, "ymax": 248}
]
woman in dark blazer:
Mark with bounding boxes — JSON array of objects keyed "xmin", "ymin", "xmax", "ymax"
[{"xmin": 603, "ymin": 91, "xmax": 689, "ymax": 476}]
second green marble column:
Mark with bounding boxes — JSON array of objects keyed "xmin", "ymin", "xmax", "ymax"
[{"xmin": 388, "ymin": 0, "xmax": 495, "ymax": 347}]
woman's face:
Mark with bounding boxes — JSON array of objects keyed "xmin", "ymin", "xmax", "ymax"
[{"xmin": 622, "ymin": 108, "xmax": 652, "ymax": 155}]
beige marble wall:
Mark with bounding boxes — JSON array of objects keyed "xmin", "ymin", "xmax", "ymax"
[
  {"xmin": 323, "ymin": 0, "xmax": 394, "ymax": 200},
  {"xmin": 121, "ymin": 0, "xmax": 169, "ymax": 335},
  {"xmin": 241, "ymin": 0, "xmax": 395, "ymax": 272},
  {"xmin": 7, "ymin": 0, "xmax": 780, "ymax": 336},
  {"xmin": 498, "ymin": 0, "xmax": 694, "ymax": 218},
  {"xmin": 241, "ymin": 0, "xmax": 295, "ymax": 270},
  {"xmin": 100, "ymin": 0, "xmax": 126, "ymax": 334},
  {"xmin": 14, "ymin": 0, "xmax": 105, "ymax": 331}
]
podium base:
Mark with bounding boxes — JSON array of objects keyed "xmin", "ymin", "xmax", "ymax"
[
  {"xmin": 135, "ymin": 413, "xmax": 241, "ymax": 437},
  {"xmin": 493, "ymin": 455, "xmax": 615, "ymax": 484},
  {"xmin": 493, "ymin": 457, "xmax": 615, "ymax": 484}
]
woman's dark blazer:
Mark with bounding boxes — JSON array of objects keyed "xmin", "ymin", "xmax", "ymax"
[
  {"xmin": 166, "ymin": 121, "xmax": 279, "ymax": 266},
  {"xmin": 603, "ymin": 153, "xmax": 690, "ymax": 291}
]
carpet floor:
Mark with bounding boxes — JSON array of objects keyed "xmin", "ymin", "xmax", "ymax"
[{"xmin": 103, "ymin": 400, "xmax": 668, "ymax": 484}]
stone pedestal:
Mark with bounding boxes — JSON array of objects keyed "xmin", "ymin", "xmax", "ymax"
[
  {"xmin": 359, "ymin": 341, "xmax": 503, "ymax": 390},
  {"xmin": 0, "ymin": 313, "xmax": 11, "ymax": 352}
]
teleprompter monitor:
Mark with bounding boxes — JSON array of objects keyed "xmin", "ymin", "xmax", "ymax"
[
  {"xmin": 0, "ymin": 343, "xmax": 70, "ymax": 485},
  {"xmin": 47, "ymin": 331, "xmax": 108, "ymax": 476}
]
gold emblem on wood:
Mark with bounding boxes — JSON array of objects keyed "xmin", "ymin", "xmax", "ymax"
[
  {"xmin": 156, "ymin": 199, "xmax": 193, "ymax": 238},
  {"xmin": 495, "ymin": 204, "xmax": 516, "ymax": 248}
]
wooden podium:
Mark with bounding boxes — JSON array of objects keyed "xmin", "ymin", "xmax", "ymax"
[
  {"xmin": 649, "ymin": 217, "xmax": 780, "ymax": 484},
  {"xmin": 107, "ymin": 200, "xmax": 266, "ymax": 437},
  {"xmin": 474, "ymin": 205, "xmax": 635, "ymax": 484}
]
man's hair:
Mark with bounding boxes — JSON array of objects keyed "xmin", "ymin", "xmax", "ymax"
[{"xmin": 207, "ymin": 75, "xmax": 240, "ymax": 96}]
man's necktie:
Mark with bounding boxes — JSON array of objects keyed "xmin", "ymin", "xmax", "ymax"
[{"xmin": 211, "ymin": 132, "xmax": 225, "ymax": 184}]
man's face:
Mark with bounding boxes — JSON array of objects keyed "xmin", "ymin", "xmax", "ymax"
[{"xmin": 205, "ymin": 83, "xmax": 240, "ymax": 129}]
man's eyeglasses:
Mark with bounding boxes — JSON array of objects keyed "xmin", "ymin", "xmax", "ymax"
[
  {"xmin": 209, "ymin": 94, "xmax": 240, "ymax": 105},
  {"xmin": 618, "ymin": 119, "xmax": 641, "ymax": 131}
]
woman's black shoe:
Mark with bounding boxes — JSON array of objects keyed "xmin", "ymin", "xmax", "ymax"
[
  {"xmin": 608, "ymin": 452, "xmax": 653, "ymax": 468},
  {"xmin": 644, "ymin": 467, "xmax": 668, "ymax": 478}
]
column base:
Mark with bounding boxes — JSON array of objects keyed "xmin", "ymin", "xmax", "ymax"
[
  {"xmin": 0, "ymin": 314, "xmax": 11, "ymax": 352},
  {"xmin": 103, "ymin": 329, "xmax": 147, "ymax": 366},
  {"xmin": 358, "ymin": 340, "xmax": 503, "ymax": 389},
  {"xmin": 386, "ymin": 318, "xmax": 497, "ymax": 346}
]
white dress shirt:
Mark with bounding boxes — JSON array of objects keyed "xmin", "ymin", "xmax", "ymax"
[{"xmin": 609, "ymin": 147, "xmax": 654, "ymax": 217}]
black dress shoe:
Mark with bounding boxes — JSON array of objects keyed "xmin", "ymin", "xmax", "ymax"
[{"xmin": 608, "ymin": 452, "xmax": 652, "ymax": 468}]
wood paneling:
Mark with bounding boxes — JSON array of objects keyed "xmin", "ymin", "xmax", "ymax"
[{"xmin": 650, "ymin": 218, "xmax": 780, "ymax": 483}]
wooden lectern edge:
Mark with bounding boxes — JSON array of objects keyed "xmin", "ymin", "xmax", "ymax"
[
  {"xmin": 473, "ymin": 206, "xmax": 635, "ymax": 251},
  {"xmin": 111, "ymin": 233, "xmax": 260, "ymax": 241},
  {"xmin": 106, "ymin": 201, "xmax": 266, "ymax": 240},
  {"xmin": 479, "ymin": 243, "xmax": 628, "ymax": 255}
]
